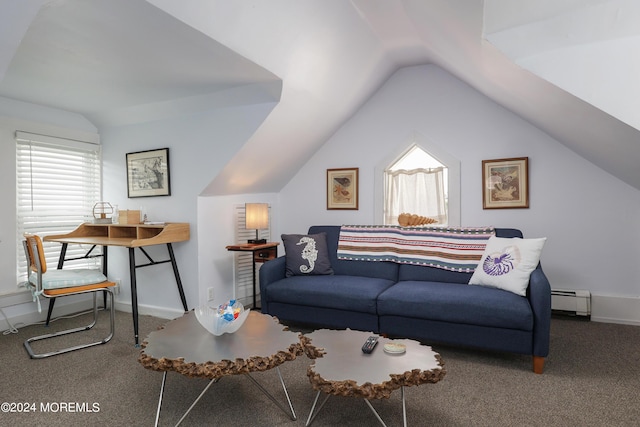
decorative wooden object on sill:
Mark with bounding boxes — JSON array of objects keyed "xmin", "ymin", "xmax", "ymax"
[{"xmin": 398, "ymin": 213, "xmax": 438, "ymax": 227}]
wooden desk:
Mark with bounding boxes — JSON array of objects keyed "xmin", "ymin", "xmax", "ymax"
[
  {"xmin": 45, "ymin": 222, "xmax": 190, "ymax": 345},
  {"xmin": 225, "ymin": 242, "xmax": 279, "ymax": 309}
]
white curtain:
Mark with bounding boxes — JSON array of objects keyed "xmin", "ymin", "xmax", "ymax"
[{"xmin": 384, "ymin": 167, "xmax": 447, "ymax": 225}]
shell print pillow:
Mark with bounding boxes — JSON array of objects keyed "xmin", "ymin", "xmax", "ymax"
[{"xmin": 468, "ymin": 236, "xmax": 546, "ymax": 296}]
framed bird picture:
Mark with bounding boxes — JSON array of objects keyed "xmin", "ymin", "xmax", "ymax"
[{"xmin": 327, "ymin": 168, "xmax": 359, "ymax": 210}]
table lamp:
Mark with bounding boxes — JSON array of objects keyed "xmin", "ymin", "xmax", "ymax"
[{"xmin": 245, "ymin": 203, "xmax": 268, "ymax": 244}]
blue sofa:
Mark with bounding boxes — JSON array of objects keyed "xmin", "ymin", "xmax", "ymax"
[{"xmin": 259, "ymin": 225, "xmax": 551, "ymax": 373}]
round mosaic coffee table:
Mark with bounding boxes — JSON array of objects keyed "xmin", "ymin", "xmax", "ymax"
[
  {"xmin": 139, "ymin": 310, "xmax": 303, "ymax": 426},
  {"xmin": 300, "ymin": 329, "xmax": 446, "ymax": 427}
]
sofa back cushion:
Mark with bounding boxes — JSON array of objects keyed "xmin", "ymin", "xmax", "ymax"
[
  {"xmin": 308, "ymin": 226, "xmax": 399, "ymax": 281},
  {"xmin": 308, "ymin": 226, "xmax": 523, "ymax": 284},
  {"xmin": 397, "ymin": 228, "xmax": 524, "ymax": 283}
]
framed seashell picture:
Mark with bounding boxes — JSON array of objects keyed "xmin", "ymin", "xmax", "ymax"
[
  {"xmin": 327, "ymin": 168, "xmax": 359, "ymax": 210},
  {"xmin": 482, "ymin": 157, "xmax": 529, "ymax": 209}
]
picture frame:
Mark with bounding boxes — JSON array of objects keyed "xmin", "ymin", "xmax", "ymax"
[
  {"xmin": 482, "ymin": 157, "xmax": 529, "ymax": 209},
  {"xmin": 126, "ymin": 148, "xmax": 171, "ymax": 198},
  {"xmin": 327, "ymin": 168, "xmax": 359, "ymax": 210}
]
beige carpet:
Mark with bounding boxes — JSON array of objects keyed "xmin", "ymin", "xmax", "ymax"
[{"xmin": 1, "ymin": 309, "xmax": 639, "ymax": 426}]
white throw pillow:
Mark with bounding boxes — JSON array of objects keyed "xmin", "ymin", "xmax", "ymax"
[{"xmin": 468, "ymin": 236, "xmax": 546, "ymax": 296}]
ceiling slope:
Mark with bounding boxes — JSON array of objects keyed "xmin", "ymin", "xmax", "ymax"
[
  {"xmin": 148, "ymin": 0, "xmax": 400, "ymax": 196},
  {"xmin": 161, "ymin": 0, "xmax": 640, "ymax": 194},
  {"xmin": 481, "ymin": 0, "xmax": 640, "ymax": 189},
  {"xmin": 0, "ymin": 0, "xmax": 280, "ymax": 128},
  {"xmin": 485, "ymin": 0, "xmax": 640, "ymax": 131},
  {"xmin": 1, "ymin": 0, "xmax": 640, "ymax": 193}
]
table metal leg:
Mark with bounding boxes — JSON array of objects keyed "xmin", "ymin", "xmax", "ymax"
[
  {"xmin": 277, "ymin": 367, "xmax": 296, "ymax": 420},
  {"xmin": 306, "ymin": 386, "xmax": 407, "ymax": 427},
  {"xmin": 174, "ymin": 377, "xmax": 220, "ymax": 427},
  {"xmin": 305, "ymin": 391, "xmax": 331, "ymax": 427},
  {"xmin": 154, "ymin": 371, "xmax": 167, "ymax": 427},
  {"xmin": 401, "ymin": 386, "xmax": 407, "ymax": 427},
  {"xmin": 363, "ymin": 398, "xmax": 389, "ymax": 427},
  {"xmin": 244, "ymin": 366, "xmax": 297, "ymax": 420},
  {"xmin": 156, "ymin": 367, "xmax": 293, "ymax": 426}
]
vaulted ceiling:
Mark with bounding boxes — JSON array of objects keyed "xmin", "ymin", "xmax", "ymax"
[{"xmin": 1, "ymin": 0, "xmax": 639, "ymax": 194}]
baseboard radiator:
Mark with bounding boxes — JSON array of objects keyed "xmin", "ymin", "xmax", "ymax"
[{"xmin": 551, "ymin": 288, "xmax": 591, "ymax": 318}]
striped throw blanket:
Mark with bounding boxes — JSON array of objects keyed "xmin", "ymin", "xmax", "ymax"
[{"xmin": 337, "ymin": 225, "xmax": 495, "ymax": 272}]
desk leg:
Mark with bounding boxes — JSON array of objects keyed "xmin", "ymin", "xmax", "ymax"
[
  {"xmin": 166, "ymin": 243, "xmax": 188, "ymax": 312},
  {"xmin": 46, "ymin": 243, "xmax": 69, "ymax": 326},
  {"xmin": 57, "ymin": 243, "xmax": 68, "ymax": 270},
  {"xmin": 102, "ymin": 246, "xmax": 108, "ymax": 309},
  {"xmin": 129, "ymin": 248, "xmax": 140, "ymax": 346}
]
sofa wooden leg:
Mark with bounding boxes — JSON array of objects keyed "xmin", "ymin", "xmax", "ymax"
[{"xmin": 532, "ymin": 356, "xmax": 544, "ymax": 374}]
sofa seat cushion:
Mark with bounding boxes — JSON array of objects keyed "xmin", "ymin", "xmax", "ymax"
[
  {"xmin": 263, "ymin": 275, "xmax": 395, "ymax": 314},
  {"xmin": 377, "ymin": 281, "xmax": 533, "ymax": 331}
]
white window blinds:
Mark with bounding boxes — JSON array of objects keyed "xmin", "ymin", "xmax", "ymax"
[
  {"xmin": 16, "ymin": 131, "xmax": 102, "ymax": 280},
  {"xmin": 232, "ymin": 204, "xmax": 271, "ymax": 306}
]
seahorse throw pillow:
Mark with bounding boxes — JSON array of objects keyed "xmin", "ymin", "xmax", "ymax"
[
  {"xmin": 281, "ymin": 233, "xmax": 334, "ymax": 278},
  {"xmin": 468, "ymin": 236, "xmax": 546, "ymax": 296}
]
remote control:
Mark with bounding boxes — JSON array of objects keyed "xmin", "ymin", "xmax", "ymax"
[{"xmin": 361, "ymin": 336, "xmax": 378, "ymax": 354}]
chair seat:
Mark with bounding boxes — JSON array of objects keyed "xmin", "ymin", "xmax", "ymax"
[
  {"xmin": 23, "ymin": 234, "xmax": 116, "ymax": 358},
  {"xmin": 44, "ymin": 281, "xmax": 115, "ymax": 296},
  {"xmin": 30, "ymin": 269, "xmax": 108, "ymax": 290}
]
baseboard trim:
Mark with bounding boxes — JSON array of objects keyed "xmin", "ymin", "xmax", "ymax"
[
  {"xmin": 0, "ymin": 290, "xmax": 33, "ymax": 308},
  {"xmin": 0, "ymin": 293, "xmax": 182, "ymax": 334},
  {"xmin": 591, "ymin": 293, "xmax": 640, "ymax": 326},
  {"xmin": 114, "ymin": 300, "xmax": 184, "ymax": 320},
  {"xmin": 0, "ymin": 296, "xmax": 94, "ymax": 333}
]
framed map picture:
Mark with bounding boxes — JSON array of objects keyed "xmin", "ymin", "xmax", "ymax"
[
  {"xmin": 126, "ymin": 148, "xmax": 171, "ymax": 198},
  {"xmin": 327, "ymin": 168, "xmax": 359, "ymax": 210},
  {"xmin": 482, "ymin": 157, "xmax": 528, "ymax": 209}
]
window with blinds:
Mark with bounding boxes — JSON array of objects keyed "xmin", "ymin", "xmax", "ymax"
[
  {"xmin": 233, "ymin": 204, "xmax": 271, "ymax": 306},
  {"xmin": 16, "ymin": 131, "xmax": 102, "ymax": 281}
]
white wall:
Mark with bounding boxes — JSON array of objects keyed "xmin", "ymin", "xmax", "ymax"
[
  {"xmin": 100, "ymin": 102, "xmax": 277, "ymax": 319},
  {"xmin": 5, "ymin": 64, "xmax": 640, "ymax": 330},
  {"xmin": 278, "ymin": 64, "xmax": 640, "ymax": 324},
  {"xmin": 197, "ymin": 193, "xmax": 279, "ymax": 308},
  {"xmin": 0, "ymin": 95, "xmax": 277, "ymax": 333}
]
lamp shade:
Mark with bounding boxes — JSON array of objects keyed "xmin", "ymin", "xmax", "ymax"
[{"xmin": 245, "ymin": 203, "xmax": 269, "ymax": 230}]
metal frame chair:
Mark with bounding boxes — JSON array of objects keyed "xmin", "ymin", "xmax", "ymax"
[{"xmin": 22, "ymin": 234, "xmax": 116, "ymax": 359}]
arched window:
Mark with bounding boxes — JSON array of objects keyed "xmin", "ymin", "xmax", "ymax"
[
  {"xmin": 374, "ymin": 132, "xmax": 460, "ymax": 227},
  {"xmin": 385, "ymin": 145, "xmax": 447, "ymax": 225}
]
